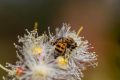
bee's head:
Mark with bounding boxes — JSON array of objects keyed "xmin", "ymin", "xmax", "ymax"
[{"xmin": 65, "ymin": 37, "xmax": 77, "ymax": 49}]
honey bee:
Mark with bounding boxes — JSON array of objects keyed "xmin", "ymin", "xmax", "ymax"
[{"xmin": 52, "ymin": 37, "xmax": 77, "ymax": 59}]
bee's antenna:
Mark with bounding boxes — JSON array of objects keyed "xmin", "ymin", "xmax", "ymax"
[{"xmin": 77, "ymin": 26, "xmax": 83, "ymax": 36}]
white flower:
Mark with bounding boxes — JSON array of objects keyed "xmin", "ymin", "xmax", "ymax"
[{"xmin": 0, "ymin": 23, "xmax": 97, "ymax": 80}]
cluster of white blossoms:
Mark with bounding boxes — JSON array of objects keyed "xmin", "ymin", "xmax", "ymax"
[{"xmin": 0, "ymin": 23, "xmax": 98, "ymax": 80}]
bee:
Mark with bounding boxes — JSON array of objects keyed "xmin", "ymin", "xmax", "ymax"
[
  {"xmin": 51, "ymin": 26, "xmax": 83, "ymax": 59},
  {"xmin": 52, "ymin": 37, "xmax": 77, "ymax": 59}
]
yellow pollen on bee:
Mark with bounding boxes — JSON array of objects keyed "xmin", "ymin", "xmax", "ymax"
[
  {"xmin": 32, "ymin": 46, "xmax": 42, "ymax": 55},
  {"xmin": 57, "ymin": 56, "xmax": 68, "ymax": 69}
]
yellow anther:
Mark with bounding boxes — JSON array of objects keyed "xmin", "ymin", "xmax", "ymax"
[
  {"xmin": 32, "ymin": 46, "xmax": 42, "ymax": 55},
  {"xmin": 57, "ymin": 56, "xmax": 68, "ymax": 69},
  {"xmin": 77, "ymin": 26, "xmax": 83, "ymax": 36},
  {"xmin": 33, "ymin": 65, "xmax": 49, "ymax": 77}
]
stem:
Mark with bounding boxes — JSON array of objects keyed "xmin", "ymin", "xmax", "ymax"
[{"xmin": 0, "ymin": 64, "xmax": 13, "ymax": 73}]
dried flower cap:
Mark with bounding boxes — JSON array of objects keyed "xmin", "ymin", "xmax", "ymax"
[{"xmin": 0, "ymin": 23, "xmax": 97, "ymax": 80}]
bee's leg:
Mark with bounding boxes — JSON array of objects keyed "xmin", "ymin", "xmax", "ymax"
[
  {"xmin": 64, "ymin": 48, "xmax": 70, "ymax": 59},
  {"xmin": 54, "ymin": 52, "xmax": 59, "ymax": 59},
  {"xmin": 54, "ymin": 50, "xmax": 61, "ymax": 59}
]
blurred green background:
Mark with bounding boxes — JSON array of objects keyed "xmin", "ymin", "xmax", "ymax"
[{"xmin": 0, "ymin": 0, "xmax": 120, "ymax": 80}]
